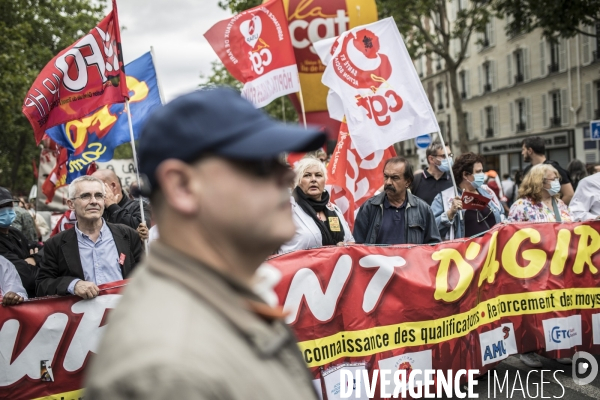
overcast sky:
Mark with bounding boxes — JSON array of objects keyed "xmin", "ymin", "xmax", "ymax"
[{"xmin": 117, "ymin": 1, "xmax": 232, "ymax": 102}]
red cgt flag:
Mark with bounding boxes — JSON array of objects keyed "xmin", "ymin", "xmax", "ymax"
[
  {"xmin": 204, "ymin": 0, "xmax": 300, "ymax": 108},
  {"xmin": 22, "ymin": 0, "xmax": 128, "ymax": 144},
  {"xmin": 327, "ymin": 120, "xmax": 396, "ymax": 230}
]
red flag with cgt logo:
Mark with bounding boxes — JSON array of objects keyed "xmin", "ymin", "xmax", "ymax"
[
  {"xmin": 204, "ymin": 0, "xmax": 300, "ymax": 108},
  {"xmin": 22, "ymin": 0, "xmax": 128, "ymax": 145},
  {"xmin": 460, "ymin": 191, "xmax": 491, "ymax": 210}
]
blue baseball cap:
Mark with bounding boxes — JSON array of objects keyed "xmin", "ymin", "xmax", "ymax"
[{"xmin": 138, "ymin": 87, "xmax": 326, "ymax": 190}]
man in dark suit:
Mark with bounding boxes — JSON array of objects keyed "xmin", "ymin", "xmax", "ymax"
[{"xmin": 37, "ymin": 176, "xmax": 143, "ymax": 298}]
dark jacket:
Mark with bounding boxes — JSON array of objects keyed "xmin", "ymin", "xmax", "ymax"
[
  {"xmin": 103, "ymin": 191, "xmax": 152, "ymax": 230},
  {"xmin": 36, "ymin": 222, "xmax": 143, "ymax": 297},
  {"xmin": 353, "ymin": 191, "xmax": 441, "ymax": 245},
  {"xmin": 0, "ymin": 227, "xmax": 42, "ymax": 297}
]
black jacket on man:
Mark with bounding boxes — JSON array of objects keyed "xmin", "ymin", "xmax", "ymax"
[
  {"xmin": 0, "ymin": 227, "xmax": 42, "ymax": 297},
  {"xmin": 103, "ymin": 191, "xmax": 152, "ymax": 230},
  {"xmin": 353, "ymin": 191, "xmax": 441, "ymax": 245},
  {"xmin": 36, "ymin": 222, "xmax": 143, "ymax": 297}
]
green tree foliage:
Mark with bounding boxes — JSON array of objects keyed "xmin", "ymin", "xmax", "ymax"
[
  {"xmin": 199, "ymin": 61, "xmax": 298, "ymax": 123},
  {"xmin": 0, "ymin": 0, "xmax": 105, "ymax": 195},
  {"xmin": 496, "ymin": 0, "xmax": 600, "ymax": 41}
]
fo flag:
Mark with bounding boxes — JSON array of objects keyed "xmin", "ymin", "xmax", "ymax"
[
  {"xmin": 45, "ymin": 52, "xmax": 162, "ymax": 184},
  {"xmin": 22, "ymin": 0, "xmax": 128, "ymax": 144},
  {"xmin": 204, "ymin": 0, "xmax": 300, "ymax": 108},
  {"xmin": 317, "ymin": 18, "xmax": 439, "ymax": 158},
  {"xmin": 327, "ymin": 120, "xmax": 395, "ymax": 229}
]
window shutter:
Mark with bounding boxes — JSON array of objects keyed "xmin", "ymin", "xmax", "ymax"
[
  {"xmin": 491, "ymin": 60, "xmax": 497, "ymax": 91},
  {"xmin": 585, "ymin": 82, "xmax": 593, "ymax": 121},
  {"xmin": 507, "ymin": 54, "xmax": 513, "ymax": 86},
  {"xmin": 489, "ymin": 19, "xmax": 495, "ymax": 46},
  {"xmin": 467, "ymin": 112, "xmax": 473, "ymax": 140},
  {"xmin": 539, "ymin": 40, "xmax": 546, "ymax": 77},
  {"xmin": 476, "ymin": 31, "xmax": 482, "ymax": 52},
  {"xmin": 582, "ymin": 30, "xmax": 590, "ymax": 64},
  {"xmin": 509, "ymin": 102, "xmax": 515, "ymax": 133},
  {"xmin": 465, "ymin": 70, "xmax": 471, "ymax": 98},
  {"xmin": 480, "ymin": 109, "xmax": 484, "ymax": 136},
  {"xmin": 559, "ymin": 38, "xmax": 567, "ymax": 72},
  {"xmin": 526, "ymin": 98, "xmax": 532, "ymax": 130},
  {"xmin": 542, "ymin": 94, "xmax": 548, "ymax": 128},
  {"xmin": 478, "ymin": 65, "xmax": 483, "ymax": 95},
  {"xmin": 523, "ymin": 48, "xmax": 530, "ymax": 81},
  {"xmin": 493, "ymin": 106, "xmax": 499, "ymax": 136},
  {"xmin": 561, "ymin": 88, "xmax": 569, "ymax": 126},
  {"xmin": 450, "ymin": 1, "xmax": 457, "ymax": 21}
]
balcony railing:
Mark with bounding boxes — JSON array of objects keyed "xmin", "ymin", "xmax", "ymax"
[
  {"xmin": 485, "ymin": 128, "xmax": 494, "ymax": 138},
  {"xmin": 436, "ymin": 63, "xmax": 442, "ymax": 71},
  {"xmin": 437, "ymin": 103, "xmax": 444, "ymax": 110},
  {"xmin": 516, "ymin": 122, "xmax": 526, "ymax": 132},
  {"xmin": 483, "ymin": 83, "xmax": 492, "ymax": 93},
  {"xmin": 593, "ymin": 51, "xmax": 599, "ymax": 63},
  {"xmin": 461, "ymin": 91, "xmax": 467, "ymax": 99},
  {"xmin": 481, "ymin": 38, "xmax": 490, "ymax": 49},
  {"xmin": 515, "ymin": 73, "xmax": 524, "ymax": 83},
  {"xmin": 548, "ymin": 63, "xmax": 559, "ymax": 73},
  {"xmin": 595, "ymin": 109, "xmax": 600, "ymax": 119},
  {"xmin": 550, "ymin": 116, "xmax": 561, "ymax": 128}
]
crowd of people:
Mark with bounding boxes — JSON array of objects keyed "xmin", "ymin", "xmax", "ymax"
[{"xmin": 0, "ymin": 88, "xmax": 600, "ymax": 397}]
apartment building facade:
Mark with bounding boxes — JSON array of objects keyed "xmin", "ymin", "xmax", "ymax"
[{"xmin": 411, "ymin": 7, "xmax": 599, "ymax": 178}]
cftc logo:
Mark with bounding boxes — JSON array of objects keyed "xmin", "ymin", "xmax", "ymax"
[
  {"xmin": 573, "ymin": 351, "xmax": 599, "ymax": 386},
  {"xmin": 550, "ymin": 326, "xmax": 573, "ymax": 343}
]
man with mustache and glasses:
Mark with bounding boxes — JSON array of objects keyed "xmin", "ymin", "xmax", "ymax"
[
  {"xmin": 84, "ymin": 88, "xmax": 326, "ymax": 400},
  {"xmin": 36, "ymin": 176, "xmax": 143, "ymax": 298},
  {"xmin": 354, "ymin": 156, "xmax": 441, "ymax": 245}
]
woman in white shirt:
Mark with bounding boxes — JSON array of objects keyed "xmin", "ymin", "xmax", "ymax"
[
  {"xmin": 279, "ymin": 157, "xmax": 354, "ymax": 253},
  {"xmin": 0, "ymin": 255, "xmax": 28, "ymax": 306}
]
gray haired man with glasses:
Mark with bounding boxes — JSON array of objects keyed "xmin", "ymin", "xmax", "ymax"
[{"xmin": 36, "ymin": 176, "xmax": 143, "ymax": 298}]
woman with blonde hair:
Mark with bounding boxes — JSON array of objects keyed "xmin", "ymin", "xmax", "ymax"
[
  {"xmin": 508, "ymin": 164, "xmax": 572, "ymax": 222},
  {"xmin": 279, "ymin": 157, "xmax": 354, "ymax": 253}
]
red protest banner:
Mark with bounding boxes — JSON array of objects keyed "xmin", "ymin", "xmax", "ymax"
[
  {"xmin": 327, "ymin": 120, "xmax": 395, "ymax": 229},
  {"xmin": 262, "ymin": 221, "xmax": 600, "ymax": 398},
  {"xmin": 461, "ymin": 191, "xmax": 491, "ymax": 210},
  {"xmin": 2, "ymin": 223, "xmax": 599, "ymax": 399},
  {"xmin": 204, "ymin": 0, "xmax": 300, "ymax": 108},
  {"xmin": 22, "ymin": 0, "xmax": 128, "ymax": 145}
]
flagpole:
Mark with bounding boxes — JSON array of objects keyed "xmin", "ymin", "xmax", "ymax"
[
  {"xmin": 150, "ymin": 46, "xmax": 166, "ymax": 105},
  {"xmin": 125, "ymin": 98, "xmax": 149, "ymax": 254},
  {"xmin": 297, "ymin": 89, "xmax": 308, "ymax": 129},
  {"xmin": 436, "ymin": 131, "xmax": 463, "ymax": 220},
  {"xmin": 281, "ymin": 97, "xmax": 286, "ymax": 124}
]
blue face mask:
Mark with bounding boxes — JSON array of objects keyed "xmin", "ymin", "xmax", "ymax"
[
  {"xmin": 546, "ymin": 180, "xmax": 561, "ymax": 196},
  {"xmin": 438, "ymin": 157, "xmax": 452, "ymax": 173},
  {"xmin": 0, "ymin": 208, "xmax": 16, "ymax": 228},
  {"xmin": 470, "ymin": 172, "xmax": 486, "ymax": 189}
]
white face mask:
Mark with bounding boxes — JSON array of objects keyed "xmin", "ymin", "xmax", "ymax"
[{"xmin": 546, "ymin": 180, "xmax": 561, "ymax": 196}]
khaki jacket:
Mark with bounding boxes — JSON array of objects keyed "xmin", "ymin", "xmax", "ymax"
[{"xmin": 85, "ymin": 242, "xmax": 318, "ymax": 400}]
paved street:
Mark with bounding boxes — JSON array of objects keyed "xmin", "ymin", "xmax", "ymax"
[{"xmin": 444, "ymin": 354, "xmax": 600, "ymax": 399}]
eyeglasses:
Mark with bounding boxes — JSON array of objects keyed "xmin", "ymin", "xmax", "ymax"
[
  {"xmin": 72, "ymin": 192, "xmax": 105, "ymax": 202},
  {"xmin": 543, "ymin": 178, "xmax": 559, "ymax": 183},
  {"xmin": 435, "ymin": 153, "xmax": 453, "ymax": 159}
]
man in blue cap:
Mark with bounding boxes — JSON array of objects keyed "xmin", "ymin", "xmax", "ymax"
[{"xmin": 85, "ymin": 88, "xmax": 326, "ymax": 400}]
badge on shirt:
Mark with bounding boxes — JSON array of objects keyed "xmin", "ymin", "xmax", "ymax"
[
  {"xmin": 118, "ymin": 253, "xmax": 126, "ymax": 266},
  {"xmin": 328, "ymin": 217, "xmax": 341, "ymax": 231}
]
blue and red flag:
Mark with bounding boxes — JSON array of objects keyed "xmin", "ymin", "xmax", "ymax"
[{"xmin": 45, "ymin": 52, "xmax": 162, "ymax": 185}]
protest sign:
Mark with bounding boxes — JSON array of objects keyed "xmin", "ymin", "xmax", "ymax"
[
  {"xmin": 22, "ymin": 0, "xmax": 128, "ymax": 144},
  {"xmin": 204, "ymin": 0, "xmax": 300, "ymax": 108},
  {"xmin": 2, "ymin": 222, "xmax": 599, "ymax": 399},
  {"xmin": 461, "ymin": 191, "xmax": 491, "ymax": 211}
]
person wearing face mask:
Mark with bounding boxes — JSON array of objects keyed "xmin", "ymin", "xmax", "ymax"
[
  {"xmin": 431, "ymin": 153, "xmax": 504, "ymax": 239},
  {"xmin": 0, "ymin": 187, "xmax": 41, "ymax": 298},
  {"xmin": 411, "ymin": 142, "xmax": 454, "ymax": 206},
  {"xmin": 279, "ymin": 157, "xmax": 354, "ymax": 253},
  {"xmin": 508, "ymin": 164, "xmax": 573, "ymax": 223}
]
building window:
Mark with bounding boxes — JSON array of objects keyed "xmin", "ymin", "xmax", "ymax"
[
  {"xmin": 596, "ymin": 81, "xmax": 600, "ymax": 119},
  {"xmin": 439, "ymin": 121, "xmax": 446, "ymax": 138},
  {"xmin": 482, "ymin": 23, "xmax": 491, "ymax": 48},
  {"xmin": 485, "ymin": 106, "xmax": 494, "ymax": 137},
  {"xmin": 549, "ymin": 42, "xmax": 560, "ymax": 73},
  {"xmin": 516, "ymin": 99, "xmax": 526, "ymax": 132},
  {"xmin": 514, "ymin": 50, "xmax": 524, "ymax": 83},
  {"xmin": 436, "ymin": 83, "xmax": 444, "ymax": 110},
  {"xmin": 460, "ymin": 71, "xmax": 467, "ymax": 99},
  {"xmin": 550, "ymin": 91, "xmax": 561, "ymax": 127},
  {"xmin": 483, "ymin": 62, "xmax": 492, "ymax": 93}
]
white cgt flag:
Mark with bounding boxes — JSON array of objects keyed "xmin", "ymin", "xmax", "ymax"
[{"xmin": 316, "ymin": 18, "xmax": 440, "ymax": 158}]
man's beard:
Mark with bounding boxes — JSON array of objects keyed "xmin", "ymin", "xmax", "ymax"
[{"xmin": 523, "ymin": 154, "xmax": 531, "ymax": 163}]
